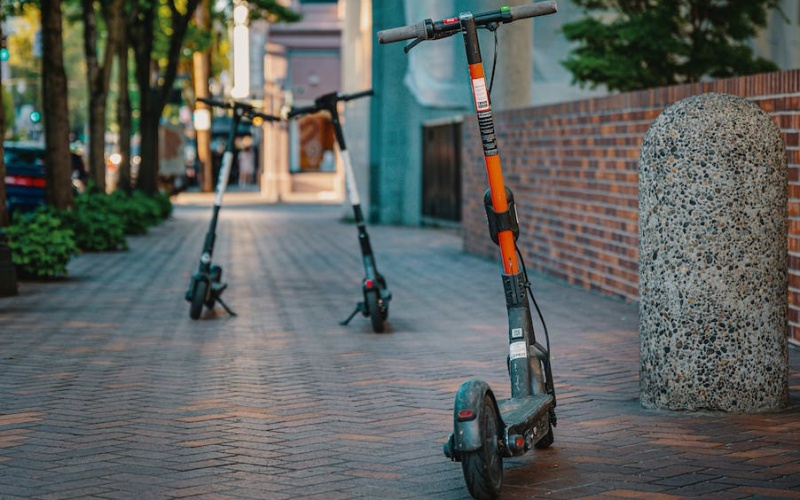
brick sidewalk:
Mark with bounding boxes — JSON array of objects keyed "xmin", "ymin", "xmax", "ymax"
[{"xmin": 0, "ymin": 198, "xmax": 798, "ymax": 499}]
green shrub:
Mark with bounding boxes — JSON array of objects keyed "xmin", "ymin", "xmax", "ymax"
[
  {"xmin": 153, "ymin": 191, "xmax": 173, "ymax": 219},
  {"xmin": 107, "ymin": 190, "xmax": 165, "ymax": 235},
  {"xmin": 6, "ymin": 208, "xmax": 78, "ymax": 278},
  {"xmin": 60, "ymin": 192, "xmax": 128, "ymax": 252}
]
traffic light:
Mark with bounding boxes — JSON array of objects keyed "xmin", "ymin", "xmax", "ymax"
[
  {"xmin": 0, "ymin": 36, "xmax": 9, "ymax": 62},
  {"xmin": 30, "ymin": 110, "xmax": 41, "ymax": 123}
]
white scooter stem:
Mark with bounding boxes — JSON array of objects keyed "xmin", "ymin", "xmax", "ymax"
[
  {"xmin": 339, "ymin": 149, "xmax": 361, "ymax": 207},
  {"xmin": 215, "ymin": 151, "xmax": 234, "ymax": 207}
]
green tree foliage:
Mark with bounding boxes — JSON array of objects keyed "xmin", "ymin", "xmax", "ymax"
[
  {"xmin": 561, "ymin": 0, "xmax": 783, "ymax": 92},
  {"xmin": 232, "ymin": 0, "xmax": 300, "ymax": 23}
]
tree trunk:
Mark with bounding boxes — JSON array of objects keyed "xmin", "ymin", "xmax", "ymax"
[
  {"xmin": 82, "ymin": 0, "xmax": 106, "ymax": 191},
  {"xmin": 82, "ymin": 0, "xmax": 126, "ymax": 193},
  {"xmin": 130, "ymin": 0, "xmax": 199, "ymax": 196},
  {"xmin": 87, "ymin": 90, "xmax": 106, "ymax": 191},
  {"xmin": 137, "ymin": 98, "xmax": 160, "ymax": 195},
  {"xmin": 0, "ymin": 33, "xmax": 15, "ymax": 296},
  {"xmin": 117, "ymin": 28, "xmax": 133, "ymax": 194},
  {"xmin": 0, "ymin": 20, "xmax": 8, "ymax": 228},
  {"xmin": 0, "ymin": 42, "xmax": 8, "ymax": 227},
  {"xmin": 41, "ymin": 0, "xmax": 74, "ymax": 210},
  {"xmin": 130, "ymin": 5, "xmax": 158, "ymax": 195}
]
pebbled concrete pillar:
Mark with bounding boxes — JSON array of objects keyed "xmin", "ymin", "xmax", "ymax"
[{"xmin": 639, "ymin": 92, "xmax": 789, "ymax": 412}]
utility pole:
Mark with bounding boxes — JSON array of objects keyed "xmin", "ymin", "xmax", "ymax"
[{"xmin": 193, "ymin": 0, "xmax": 213, "ymax": 192}]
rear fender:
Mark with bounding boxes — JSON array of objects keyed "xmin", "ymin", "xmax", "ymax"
[{"xmin": 452, "ymin": 379, "xmax": 502, "ymax": 453}]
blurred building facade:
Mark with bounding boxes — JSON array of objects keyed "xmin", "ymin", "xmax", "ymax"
[
  {"xmin": 252, "ymin": 0, "xmax": 799, "ymax": 219},
  {"xmin": 258, "ymin": 0, "xmax": 350, "ymax": 202},
  {"xmin": 369, "ymin": 0, "xmax": 800, "ymax": 225}
]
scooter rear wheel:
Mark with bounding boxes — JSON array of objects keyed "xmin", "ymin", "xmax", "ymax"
[
  {"xmin": 189, "ymin": 279, "xmax": 208, "ymax": 320},
  {"xmin": 378, "ymin": 277, "xmax": 390, "ymax": 320},
  {"xmin": 366, "ymin": 289, "xmax": 385, "ymax": 333},
  {"xmin": 535, "ymin": 425, "xmax": 554, "ymax": 449},
  {"xmin": 461, "ymin": 395, "xmax": 503, "ymax": 500}
]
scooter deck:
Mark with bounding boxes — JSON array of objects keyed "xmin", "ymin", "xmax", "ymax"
[{"xmin": 497, "ymin": 394, "xmax": 553, "ymax": 436}]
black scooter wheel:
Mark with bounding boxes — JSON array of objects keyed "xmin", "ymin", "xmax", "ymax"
[
  {"xmin": 189, "ymin": 280, "xmax": 208, "ymax": 320},
  {"xmin": 378, "ymin": 278, "xmax": 389, "ymax": 320},
  {"xmin": 366, "ymin": 289, "xmax": 385, "ymax": 333},
  {"xmin": 381, "ymin": 304, "xmax": 389, "ymax": 321},
  {"xmin": 461, "ymin": 395, "xmax": 503, "ymax": 500}
]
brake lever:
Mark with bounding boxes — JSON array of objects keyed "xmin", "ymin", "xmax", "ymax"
[
  {"xmin": 404, "ymin": 29, "xmax": 461, "ymax": 54},
  {"xmin": 404, "ymin": 38, "xmax": 423, "ymax": 54}
]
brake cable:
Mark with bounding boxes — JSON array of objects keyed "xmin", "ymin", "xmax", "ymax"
[{"xmin": 404, "ymin": 23, "xmax": 501, "ymax": 98}]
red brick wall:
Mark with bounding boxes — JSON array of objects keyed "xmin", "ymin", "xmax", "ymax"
[{"xmin": 462, "ymin": 69, "xmax": 800, "ymax": 344}]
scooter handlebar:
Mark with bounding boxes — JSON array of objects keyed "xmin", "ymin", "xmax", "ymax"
[
  {"xmin": 196, "ymin": 97, "xmax": 281, "ymax": 122},
  {"xmin": 287, "ymin": 89, "xmax": 374, "ymax": 119},
  {"xmin": 509, "ymin": 1, "xmax": 558, "ymax": 21},
  {"xmin": 340, "ymin": 89, "xmax": 374, "ymax": 102},
  {"xmin": 196, "ymin": 97, "xmax": 227, "ymax": 108},
  {"xmin": 249, "ymin": 110, "xmax": 282, "ymax": 123},
  {"xmin": 287, "ymin": 105, "xmax": 317, "ymax": 119},
  {"xmin": 377, "ymin": 1, "xmax": 558, "ymax": 45},
  {"xmin": 378, "ymin": 21, "xmax": 429, "ymax": 44}
]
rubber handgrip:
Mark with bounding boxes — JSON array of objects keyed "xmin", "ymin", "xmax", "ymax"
[
  {"xmin": 377, "ymin": 20, "xmax": 427, "ymax": 44},
  {"xmin": 509, "ymin": 0, "xmax": 558, "ymax": 21},
  {"xmin": 342, "ymin": 89, "xmax": 374, "ymax": 101}
]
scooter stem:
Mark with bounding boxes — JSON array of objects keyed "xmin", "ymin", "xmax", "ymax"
[
  {"xmin": 215, "ymin": 151, "xmax": 234, "ymax": 207},
  {"xmin": 462, "ymin": 14, "xmax": 519, "ymax": 276}
]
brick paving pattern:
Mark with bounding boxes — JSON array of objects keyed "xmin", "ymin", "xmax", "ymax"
[{"xmin": 0, "ymin": 196, "xmax": 798, "ymax": 499}]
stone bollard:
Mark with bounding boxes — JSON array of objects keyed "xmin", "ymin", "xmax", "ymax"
[{"xmin": 639, "ymin": 93, "xmax": 789, "ymax": 412}]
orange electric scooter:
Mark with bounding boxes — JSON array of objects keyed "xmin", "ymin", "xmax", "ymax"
[{"xmin": 379, "ymin": 2, "xmax": 559, "ymax": 498}]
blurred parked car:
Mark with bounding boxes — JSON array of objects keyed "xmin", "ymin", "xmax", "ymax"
[
  {"xmin": 3, "ymin": 142, "xmax": 89, "ymax": 219},
  {"xmin": 4, "ymin": 142, "xmax": 46, "ymax": 219}
]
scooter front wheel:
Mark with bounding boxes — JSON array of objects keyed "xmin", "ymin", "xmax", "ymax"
[
  {"xmin": 189, "ymin": 279, "xmax": 208, "ymax": 320},
  {"xmin": 366, "ymin": 289, "xmax": 385, "ymax": 333},
  {"xmin": 461, "ymin": 394, "xmax": 503, "ymax": 500}
]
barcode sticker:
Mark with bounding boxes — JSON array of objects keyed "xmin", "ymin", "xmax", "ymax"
[
  {"xmin": 471, "ymin": 78, "xmax": 490, "ymax": 111},
  {"xmin": 510, "ymin": 341, "xmax": 527, "ymax": 360}
]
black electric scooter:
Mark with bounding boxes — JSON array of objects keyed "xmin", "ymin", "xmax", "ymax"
[
  {"xmin": 287, "ymin": 90, "xmax": 392, "ymax": 333},
  {"xmin": 379, "ymin": 2, "xmax": 558, "ymax": 498},
  {"xmin": 185, "ymin": 97, "xmax": 281, "ymax": 320}
]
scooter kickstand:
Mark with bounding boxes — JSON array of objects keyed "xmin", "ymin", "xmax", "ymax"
[
  {"xmin": 340, "ymin": 305, "xmax": 360, "ymax": 326},
  {"xmin": 216, "ymin": 296, "xmax": 237, "ymax": 317},
  {"xmin": 340, "ymin": 302, "xmax": 365, "ymax": 326}
]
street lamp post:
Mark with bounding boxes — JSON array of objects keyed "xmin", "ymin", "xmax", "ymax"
[{"xmin": 231, "ymin": 4, "xmax": 250, "ymax": 100}]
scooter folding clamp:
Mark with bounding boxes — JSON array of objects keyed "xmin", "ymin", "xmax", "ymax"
[
  {"xmin": 501, "ymin": 272, "xmax": 526, "ymax": 307},
  {"xmin": 483, "ymin": 187, "xmax": 520, "ymax": 245}
]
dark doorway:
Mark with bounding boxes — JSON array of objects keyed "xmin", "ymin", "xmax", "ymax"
[{"xmin": 422, "ymin": 119, "xmax": 462, "ymax": 224}]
